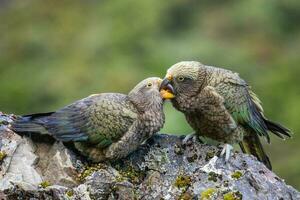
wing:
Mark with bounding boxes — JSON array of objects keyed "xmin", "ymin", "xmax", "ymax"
[
  {"xmin": 31, "ymin": 94, "xmax": 138, "ymax": 148},
  {"xmin": 216, "ymin": 75, "xmax": 270, "ymax": 142}
]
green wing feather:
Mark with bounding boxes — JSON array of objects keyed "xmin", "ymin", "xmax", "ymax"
[
  {"xmin": 12, "ymin": 93, "xmax": 138, "ymax": 148},
  {"xmin": 218, "ymin": 73, "xmax": 270, "ymax": 141},
  {"xmin": 214, "ymin": 70, "xmax": 290, "ymax": 169}
]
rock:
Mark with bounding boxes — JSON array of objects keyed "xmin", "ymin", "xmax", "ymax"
[
  {"xmin": 0, "ymin": 113, "xmax": 299, "ymax": 200},
  {"xmin": 111, "ymin": 181, "xmax": 135, "ymax": 200},
  {"xmin": 85, "ymin": 170, "xmax": 115, "ymax": 200},
  {"xmin": 0, "ymin": 137, "xmax": 42, "ymax": 191},
  {"xmin": 36, "ymin": 142, "xmax": 83, "ymax": 187},
  {"xmin": 0, "ymin": 114, "xmax": 84, "ymax": 191},
  {"xmin": 0, "ymin": 114, "xmax": 43, "ymax": 191}
]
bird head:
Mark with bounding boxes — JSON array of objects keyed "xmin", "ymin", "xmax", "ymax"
[
  {"xmin": 129, "ymin": 77, "xmax": 165, "ymax": 111},
  {"xmin": 160, "ymin": 61, "xmax": 206, "ymax": 101}
]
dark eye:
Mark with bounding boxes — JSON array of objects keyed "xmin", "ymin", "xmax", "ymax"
[
  {"xmin": 147, "ymin": 82, "xmax": 153, "ymax": 87},
  {"xmin": 177, "ymin": 76, "xmax": 185, "ymax": 82}
]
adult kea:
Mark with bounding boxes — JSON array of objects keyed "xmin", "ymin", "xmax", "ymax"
[{"xmin": 160, "ymin": 61, "xmax": 291, "ymax": 169}]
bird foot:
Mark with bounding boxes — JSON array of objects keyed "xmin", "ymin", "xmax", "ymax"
[
  {"xmin": 220, "ymin": 144, "xmax": 233, "ymax": 163},
  {"xmin": 182, "ymin": 132, "xmax": 202, "ymax": 146}
]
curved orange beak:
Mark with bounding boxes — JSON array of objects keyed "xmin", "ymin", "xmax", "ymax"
[{"xmin": 159, "ymin": 77, "xmax": 175, "ymax": 99}]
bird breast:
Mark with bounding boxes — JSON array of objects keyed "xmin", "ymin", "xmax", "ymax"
[{"xmin": 140, "ymin": 110, "xmax": 165, "ymax": 135}]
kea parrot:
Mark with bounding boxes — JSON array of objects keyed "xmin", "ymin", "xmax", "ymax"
[
  {"xmin": 160, "ymin": 61, "xmax": 291, "ymax": 169},
  {"xmin": 11, "ymin": 77, "xmax": 166, "ymax": 162}
]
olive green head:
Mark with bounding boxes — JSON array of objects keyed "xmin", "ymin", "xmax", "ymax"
[
  {"xmin": 128, "ymin": 77, "xmax": 164, "ymax": 111},
  {"xmin": 160, "ymin": 61, "xmax": 206, "ymax": 100}
]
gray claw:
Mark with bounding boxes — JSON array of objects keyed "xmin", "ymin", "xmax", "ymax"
[
  {"xmin": 182, "ymin": 132, "xmax": 197, "ymax": 145},
  {"xmin": 220, "ymin": 144, "xmax": 233, "ymax": 163}
]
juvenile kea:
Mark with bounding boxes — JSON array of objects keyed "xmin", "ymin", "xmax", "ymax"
[
  {"xmin": 160, "ymin": 61, "xmax": 291, "ymax": 169},
  {"xmin": 11, "ymin": 77, "xmax": 165, "ymax": 162}
]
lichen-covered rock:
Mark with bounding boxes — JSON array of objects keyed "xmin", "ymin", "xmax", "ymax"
[{"xmin": 0, "ymin": 113, "xmax": 299, "ymax": 200}]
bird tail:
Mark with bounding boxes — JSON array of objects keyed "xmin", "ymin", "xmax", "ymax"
[
  {"xmin": 239, "ymin": 133, "xmax": 272, "ymax": 170},
  {"xmin": 263, "ymin": 118, "xmax": 292, "ymax": 139},
  {"xmin": 11, "ymin": 112, "xmax": 54, "ymax": 141}
]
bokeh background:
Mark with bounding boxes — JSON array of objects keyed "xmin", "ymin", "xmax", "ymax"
[{"xmin": 0, "ymin": 0, "xmax": 299, "ymax": 189}]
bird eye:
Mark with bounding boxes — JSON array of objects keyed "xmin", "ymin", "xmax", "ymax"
[
  {"xmin": 177, "ymin": 76, "xmax": 185, "ymax": 82},
  {"xmin": 147, "ymin": 82, "xmax": 153, "ymax": 87}
]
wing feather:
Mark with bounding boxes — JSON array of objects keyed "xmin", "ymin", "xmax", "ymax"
[
  {"xmin": 13, "ymin": 94, "xmax": 138, "ymax": 148},
  {"xmin": 216, "ymin": 73, "xmax": 270, "ymax": 142}
]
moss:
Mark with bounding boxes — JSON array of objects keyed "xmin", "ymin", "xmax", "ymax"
[
  {"xmin": 39, "ymin": 181, "xmax": 51, "ymax": 188},
  {"xmin": 208, "ymin": 172, "xmax": 222, "ymax": 182},
  {"xmin": 118, "ymin": 165, "xmax": 145, "ymax": 184},
  {"xmin": 0, "ymin": 119, "xmax": 9, "ymax": 125},
  {"xmin": 223, "ymin": 180, "xmax": 229, "ymax": 187},
  {"xmin": 174, "ymin": 175, "xmax": 191, "ymax": 189},
  {"xmin": 186, "ymin": 153, "xmax": 198, "ymax": 163},
  {"xmin": 66, "ymin": 190, "xmax": 74, "ymax": 197},
  {"xmin": 174, "ymin": 144, "xmax": 184, "ymax": 155},
  {"xmin": 205, "ymin": 151, "xmax": 215, "ymax": 161},
  {"xmin": 223, "ymin": 191, "xmax": 243, "ymax": 200},
  {"xmin": 208, "ymin": 172, "xmax": 217, "ymax": 182},
  {"xmin": 0, "ymin": 151, "xmax": 7, "ymax": 162},
  {"xmin": 231, "ymin": 171, "xmax": 243, "ymax": 180},
  {"xmin": 78, "ymin": 163, "xmax": 106, "ymax": 181},
  {"xmin": 115, "ymin": 175, "xmax": 126, "ymax": 182},
  {"xmin": 200, "ymin": 188, "xmax": 216, "ymax": 200}
]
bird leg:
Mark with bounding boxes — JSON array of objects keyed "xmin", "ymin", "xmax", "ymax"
[
  {"xmin": 220, "ymin": 143, "xmax": 233, "ymax": 163},
  {"xmin": 74, "ymin": 142, "xmax": 106, "ymax": 162}
]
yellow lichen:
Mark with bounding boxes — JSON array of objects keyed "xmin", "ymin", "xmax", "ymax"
[
  {"xmin": 200, "ymin": 188, "xmax": 216, "ymax": 200},
  {"xmin": 0, "ymin": 151, "xmax": 7, "ymax": 162},
  {"xmin": 66, "ymin": 190, "xmax": 74, "ymax": 197},
  {"xmin": 117, "ymin": 165, "xmax": 145, "ymax": 184},
  {"xmin": 174, "ymin": 144, "xmax": 184, "ymax": 155},
  {"xmin": 223, "ymin": 191, "xmax": 242, "ymax": 200},
  {"xmin": 78, "ymin": 163, "xmax": 106, "ymax": 181},
  {"xmin": 231, "ymin": 171, "xmax": 243, "ymax": 179},
  {"xmin": 115, "ymin": 175, "xmax": 126, "ymax": 182},
  {"xmin": 40, "ymin": 181, "xmax": 51, "ymax": 188},
  {"xmin": 174, "ymin": 175, "xmax": 191, "ymax": 189},
  {"xmin": 205, "ymin": 151, "xmax": 215, "ymax": 161}
]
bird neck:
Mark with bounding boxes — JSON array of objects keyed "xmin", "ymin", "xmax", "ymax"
[
  {"xmin": 172, "ymin": 94, "xmax": 199, "ymax": 113},
  {"xmin": 139, "ymin": 102, "xmax": 164, "ymax": 116},
  {"xmin": 128, "ymin": 94, "xmax": 163, "ymax": 114}
]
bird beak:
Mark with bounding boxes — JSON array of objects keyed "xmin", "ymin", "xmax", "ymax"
[{"xmin": 159, "ymin": 77, "xmax": 175, "ymax": 99}]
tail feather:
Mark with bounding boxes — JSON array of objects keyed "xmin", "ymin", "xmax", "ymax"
[
  {"xmin": 239, "ymin": 134, "xmax": 272, "ymax": 170},
  {"xmin": 264, "ymin": 118, "xmax": 291, "ymax": 139},
  {"xmin": 11, "ymin": 113, "xmax": 53, "ymax": 135},
  {"xmin": 249, "ymin": 90, "xmax": 291, "ymax": 141},
  {"xmin": 23, "ymin": 112, "xmax": 54, "ymax": 118}
]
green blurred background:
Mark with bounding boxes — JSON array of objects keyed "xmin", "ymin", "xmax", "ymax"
[{"xmin": 0, "ymin": 0, "xmax": 299, "ymax": 189}]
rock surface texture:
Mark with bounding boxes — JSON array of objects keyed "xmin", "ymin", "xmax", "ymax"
[{"xmin": 0, "ymin": 113, "xmax": 299, "ymax": 200}]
